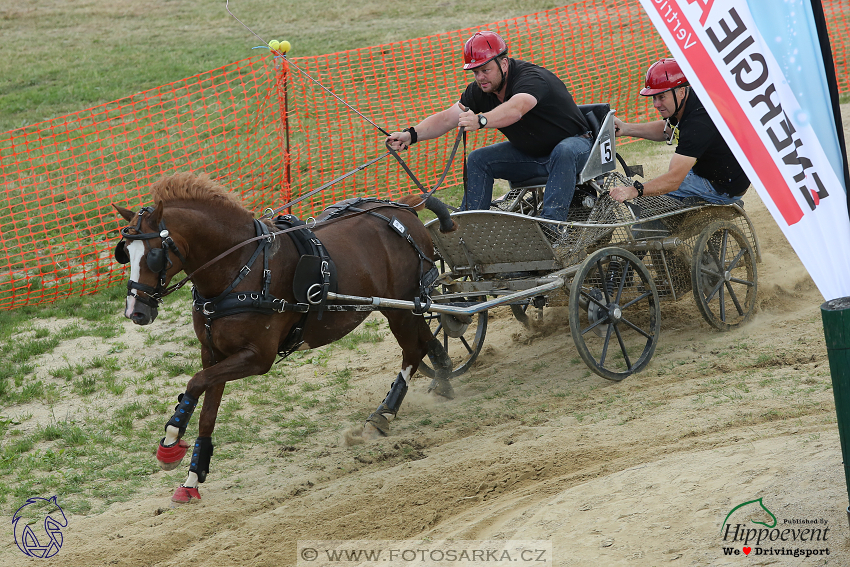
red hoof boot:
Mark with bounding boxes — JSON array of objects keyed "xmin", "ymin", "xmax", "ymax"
[
  {"xmin": 171, "ymin": 485, "xmax": 201, "ymax": 504},
  {"xmin": 157, "ymin": 438, "xmax": 189, "ymax": 470}
]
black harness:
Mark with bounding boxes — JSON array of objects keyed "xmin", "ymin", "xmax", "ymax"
[
  {"xmin": 190, "ymin": 218, "xmax": 317, "ymax": 362},
  {"xmin": 117, "ymin": 199, "xmax": 437, "ymax": 363},
  {"xmin": 322, "ymin": 198, "xmax": 439, "ymax": 306}
]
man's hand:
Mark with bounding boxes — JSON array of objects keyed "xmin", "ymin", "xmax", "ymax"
[
  {"xmin": 457, "ymin": 105, "xmax": 480, "ymax": 132},
  {"xmin": 613, "ymin": 116, "xmax": 625, "ymax": 137},
  {"xmin": 386, "ymin": 130, "xmax": 413, "ymax": 151},
  {"xmin": 609, "ymin": 184, "xmax": 638, "ymax": 203}
]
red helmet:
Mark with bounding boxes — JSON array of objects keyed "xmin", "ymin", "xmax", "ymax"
[
  {"xmin": 463, "ymin": 31, "xmax": 508, "ymax": 70},
  {"xmin": 640, "ymin": 58, "xmax": 688, "ymax": 96}
]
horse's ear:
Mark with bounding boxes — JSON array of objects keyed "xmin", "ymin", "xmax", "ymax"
[
  {"xmin": 150, "ymin": 201, "xmax": 165, "ymax": 225},
  {"xmin": 113, "ymin": 204, "xmax": 136, "ymax": 222}
]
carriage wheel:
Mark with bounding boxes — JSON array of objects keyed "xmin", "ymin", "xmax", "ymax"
[
  {"xmin": 419, "ymin": 304, "xmax": 488, "ymax": 379},
  {"xmin": 691, "ymin": 220, "xmax": 757, "ymax": 331},
  {"xmin": 569, "ymin": 247, "xmax": 661, "ymax": 381}
]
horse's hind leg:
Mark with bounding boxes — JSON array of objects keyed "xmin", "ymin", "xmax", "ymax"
[
  {"xmin": 364, "ymin": 313, "xmax": 453, "ymax": 438},
  {"xmin": 170, "ymin": 383, "xmax": 225, "ymax": 504},
  {"xmin": 425, "ymin": 335, "xmax": 455, "ymax": 398}
]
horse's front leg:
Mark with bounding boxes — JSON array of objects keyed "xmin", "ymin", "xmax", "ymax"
[
  {"xmin": 156, "ymin": 344, "xmax": 274, "ymax": 502},
  {"xmin": 169, "ymin": 382, "xmax": 225, "ymax": 503},
  {"xmin": 155, "ymin": 342, "xmax": 218, "ymax": 471}
]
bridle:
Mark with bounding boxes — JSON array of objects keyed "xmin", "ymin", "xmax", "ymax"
[{"xmin": 114, "ymin": 206, "xmax": 186, "ymax": 309}]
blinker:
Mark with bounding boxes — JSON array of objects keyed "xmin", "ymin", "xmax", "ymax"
[
  {"xmin": 115, "ymin": 240, "xmax": 130, "ymax": 265},
  {"xmin": 147, "ymin": 247, "xmax": 167, "ymax": 273}
]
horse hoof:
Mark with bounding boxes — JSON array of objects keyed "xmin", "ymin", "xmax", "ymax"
[
  {"xmin": 427, "ymin": 377, "xmax": 455, "ymax": 400},
  {"xmin": 157, "ymin": 438, "xmax": 189, "ymax": 470},
  {"xmin": 363, "ymin": 414, "xmax": 390, "ymax": 438},
  {"xmin": 171, "ymin": 485, "xmax": 201, "ymax": 504},
  {"xmin": 362, "ymin": 422, "xmax": 386, "ymax": 440}
]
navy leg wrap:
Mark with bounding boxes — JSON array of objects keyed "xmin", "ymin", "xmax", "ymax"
[
  {"xmin": 379, "ymin": 373, "xmax": 408, "ymax": 416},
  {"xmin": 165, "ymin": 392, "xmax": 199, "ymax": 436},
  {"xmin": 366, "ymin": 373, "xmax": 409, "ymax": 436},
  {"xmin": 188, "ymin": 436, "xmax": 214, "ymax": 483}
]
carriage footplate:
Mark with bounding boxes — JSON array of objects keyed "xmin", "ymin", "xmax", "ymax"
[{"xmin": 366, "ymin": 373, "xmax": 408, "ymax": 436}]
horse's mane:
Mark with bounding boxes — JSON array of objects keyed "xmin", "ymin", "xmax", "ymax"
[{"xmin": 150, "ymin": 172, "xmax": 248, "ymax": 216}]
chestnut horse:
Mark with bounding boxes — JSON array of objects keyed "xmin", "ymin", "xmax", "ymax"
[{"xmin": 113, "ymin": 172, "xmax": 455, "ymax": 503}]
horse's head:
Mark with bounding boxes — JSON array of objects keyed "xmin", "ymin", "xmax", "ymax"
[{"xmin": 113, "ymin": 202, "xmax": 186, "ymax": 325}]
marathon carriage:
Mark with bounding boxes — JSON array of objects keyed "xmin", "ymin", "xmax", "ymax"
[{"xmin": 403, "ymin": 104, "xmax": 761, "ymax": 381}]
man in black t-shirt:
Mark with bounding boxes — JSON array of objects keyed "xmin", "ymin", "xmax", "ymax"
[
  {"xmin": 610, "ymin": 58, "xmax": 749, "ymax": 204},
  {"xmin": 387, "ymin": 31, "xmax": 592, "ymax": 221}
]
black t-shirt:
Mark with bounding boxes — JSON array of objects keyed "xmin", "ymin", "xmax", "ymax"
[
  {"xmin": 672, "ymin": 90, "xmax": 750, "ymax": 196},
  {"xmin": 459, "ymin": 59, "xmax": 589, "ymax": 157}
]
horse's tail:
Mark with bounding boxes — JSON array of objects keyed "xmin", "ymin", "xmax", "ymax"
[{"xmin": 397, "ymin": 195, "xmax": 458, "ymax": 233}]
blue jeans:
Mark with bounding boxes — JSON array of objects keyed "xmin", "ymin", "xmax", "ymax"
[
  {"xmin": 462, "ymin": 135, "xmax": 594, "ymax": 221},
  {"xmin": 668, "ymin": 170, "xmax": 742, "ymax": 204}
]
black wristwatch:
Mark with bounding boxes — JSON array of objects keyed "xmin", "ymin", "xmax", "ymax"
[
  {"xmin": 633, "ymin": 180, "xmax": 644, "ymax": 197},
  {"xmin": 477, "ymin": 114, "xmax": 488, "ymax": 129}
]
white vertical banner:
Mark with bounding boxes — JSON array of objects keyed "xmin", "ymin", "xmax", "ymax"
[{"xmin": 637, "ymin": 0, "xmax": 850, "ymax": 301}]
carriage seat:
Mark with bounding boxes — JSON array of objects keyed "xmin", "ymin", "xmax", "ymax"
[
  {"xmin": 579, "ymin": 103, "xmax": 609, "ymax": 141},
  {"xmin": 508, "ymin": 103, "xmax": 611, "ymax": 191}
]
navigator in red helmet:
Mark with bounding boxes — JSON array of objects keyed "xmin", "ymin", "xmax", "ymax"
[
  {"xmin": 609, "ymin": 58, "xmax": 750, "ymax": 206},
  {"xmin": 387, "ymin": 30, "xmax": 592, "ymax": 224},
  {"xmin": 640, "ymin": 58, "xmax": 688, "ymax": 96}
]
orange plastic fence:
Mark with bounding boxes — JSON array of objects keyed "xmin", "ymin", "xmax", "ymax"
[{"xmin": 0, "ymin": 0, "xmax": 848, "ymax": 310}]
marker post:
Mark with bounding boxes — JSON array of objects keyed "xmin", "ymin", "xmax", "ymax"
[{"xmin": 822, "ymin": 296, "xmax": 850, "ymax": 530}]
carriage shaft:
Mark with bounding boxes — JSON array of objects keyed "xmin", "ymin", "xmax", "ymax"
[{"xmin": 325, "ymin": 272, "xmax": 570, "ymax": 316}]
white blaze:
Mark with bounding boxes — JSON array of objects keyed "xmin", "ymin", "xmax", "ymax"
[{"xmin": 123, "ymin": 240, "xmax": 145, "ymax": 318}]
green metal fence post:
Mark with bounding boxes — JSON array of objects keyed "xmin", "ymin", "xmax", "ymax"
[{"xmin": 822, "ymin": 296, "xmax": 850, "ymax": 529}]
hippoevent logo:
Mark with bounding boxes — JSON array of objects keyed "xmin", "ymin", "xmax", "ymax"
[
  {"xmin": 720, "ymin": 498, "xmax": 830, "ymax": 559},
  {"xmin": 12, "ymin": 496, "xmax": 67, "ymax": 558}
]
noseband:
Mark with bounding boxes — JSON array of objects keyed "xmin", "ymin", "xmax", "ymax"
[{"xmin": 115, "ymin": 206, "xmax": 185, "ymax": 308}]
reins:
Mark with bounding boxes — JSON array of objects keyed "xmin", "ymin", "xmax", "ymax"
[
  {"xmin": 155, "ymin": 127, "xmax": 464, "ymax": 300},
  {"xmin": 260, "ymin": 127, "xmax": 466, "ymax": 219}
]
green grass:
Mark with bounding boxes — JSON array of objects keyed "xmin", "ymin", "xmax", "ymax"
[
  {"xmin": 0, "ymin": 274, "xmax": 388, "ymax": 515},
  {"xmin": 0, "ymin": 0, "xmax": 565, "ymax": 133}
]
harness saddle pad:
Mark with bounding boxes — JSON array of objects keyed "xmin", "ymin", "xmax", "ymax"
[{"xmin": 274, "ymin": 215, "xmax": 338, "ymax": 303}]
